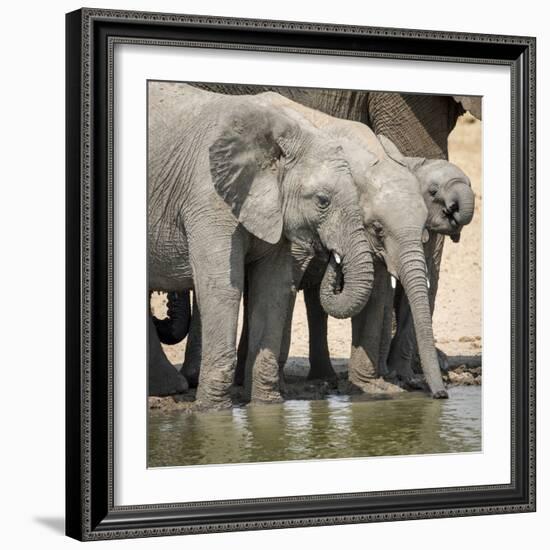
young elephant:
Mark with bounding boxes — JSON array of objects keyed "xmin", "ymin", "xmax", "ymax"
[
  {"xmin": 148, "ymin": 83, "xmax": 374, "ymax": 409},
  {"xmin": 373, "ymin": 141, "xmax": 475, "ymax": 379},
  {"xmin": 302, "ymin": 136, "xmax": 475, "ymax": 390}
]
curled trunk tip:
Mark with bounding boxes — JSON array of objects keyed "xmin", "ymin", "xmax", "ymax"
[{"xmin": 319, "ymin": 249, "xmax": 373, "ymax": 319}]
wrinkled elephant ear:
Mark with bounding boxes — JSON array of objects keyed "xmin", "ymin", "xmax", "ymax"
[
  {"xmin": 209, "ymin": 105, "xmax": 296, "ymax": 244},
  {"xmin": 402, "ymin": 156, "xmax": 427, "ymax": 173},
  {"xmin": 377, "ymin": 134, "xmax": 407, "ymax": 166}
]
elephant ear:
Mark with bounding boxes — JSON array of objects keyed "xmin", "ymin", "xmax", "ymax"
[
  {"xmin": 403, "ymin": 156, "xmax": 427, "ymax": 173},
  {"xmin": 209, "ymin": 105, "xmax": 295, "ymax": 244},
  {"xmin": 377, "ymin": 134, "xmax": 407, "ymax": 167}
]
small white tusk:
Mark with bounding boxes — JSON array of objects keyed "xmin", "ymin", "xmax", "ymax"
[
  {"xmin": 334, "ymin": 252, "xmax": 342, "ymax": 265},
  {"xmin": 391, "ymin": 276, "xmax": 396, "ymax": 289},
  {"xmin": 426, "ymin": 277, "xmax": 431, "ymax": 289}
]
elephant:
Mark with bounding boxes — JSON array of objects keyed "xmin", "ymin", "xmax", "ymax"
[
  {"xmin": 175, "ymin": 94, "xmax": 451, "ymax": 398},
  {"xmin": 148, "ymin": 82, "xmax": 374, "ymax": 409},
  {"xmin": 379, "ymin": 145, "xmax": 475, "ymax": 380}
]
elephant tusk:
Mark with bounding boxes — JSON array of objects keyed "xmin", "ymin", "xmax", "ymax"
[
  {"xmin": 426, "ymin": 277, "xmax": 431, "ymax": 289},
  {"xmin": 333, "ymin": 252, "xmax": 342, "ymax": 265},
  {"xmin": 391, "ymin": 276, "xmax": 396, "ymax": 289}
]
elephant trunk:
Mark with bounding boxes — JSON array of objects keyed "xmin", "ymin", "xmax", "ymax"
[
  {"xmin": 152, "ymin": 291, "xmax": 191, "ymax": 345},
  {"xmin": 397, "ymin": 239, "xmax": 448, "ymax": 398},
  {"xmin": 445, "ymin": 181, "xmax": 475, "ymax": 227},
  {"xmin": 319, "ymin": 224, "xmax": 374, "ymax": 319}
]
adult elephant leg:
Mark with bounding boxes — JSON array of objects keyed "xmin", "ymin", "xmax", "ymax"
[
  {"xmin": 348, "ymin": 264, "xmax": 403, "ymax": 393},
  {"xmin": 303, "ymin": 284, "xmax": 337, "ymax": 382},
  {"xmin": 148, "ymin": 314, "xmax": 188, "ymax": 396},
  {"xmin": 181, "ymin": 291, "xmax": 202, "ymax": 388},
  {"xmin": 244, "ymin": 246, "xmax": 293, "ymax": 404}
]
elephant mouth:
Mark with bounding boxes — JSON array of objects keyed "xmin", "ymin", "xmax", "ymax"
[{"xmin": 328, "ymin": 251, "xmax": 344, "ymax": 293}]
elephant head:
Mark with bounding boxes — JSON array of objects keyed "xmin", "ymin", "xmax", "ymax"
[
  {"xmin": 378, "ymin": 135, "xmax": 475, "ymax": 243},
  {"xmin": 329, "ymin": 126, "xmax": 447, "ymax": 397},
  {"xmin": 209, "ymin": 96, "xmax": 374, "ymax": 319},
  {"xmin": 414, "ymin": 159, "xmax": 475, "ymax": 243}
]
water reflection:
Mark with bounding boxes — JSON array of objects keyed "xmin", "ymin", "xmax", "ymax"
[{"xmin": 148, "ymin": 386, "xmax": 481, "ymax": 467}]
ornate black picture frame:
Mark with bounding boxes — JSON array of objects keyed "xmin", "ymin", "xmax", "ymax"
[{"xmin": 66, "ymin": 7, "xmax": 536, "ymax": 541}]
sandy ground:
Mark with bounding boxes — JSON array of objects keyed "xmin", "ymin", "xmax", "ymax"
[{"xmin": 151, "ymin": 114, "xmax": 482, "ymax": 368}]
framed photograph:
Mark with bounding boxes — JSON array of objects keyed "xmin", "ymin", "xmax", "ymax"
[{"xmin": 66, "ymin": 8, "xmax": 536, "ymax": 541}]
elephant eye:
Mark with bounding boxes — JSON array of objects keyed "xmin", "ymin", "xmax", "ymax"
[
  {"xmin": 315, "ymin": 193, "xmax": 331, "ymax": 209},
  {"xmin": 372, "ymin": 221, "xmax": 385, "ymax": 240},
  {"xmin": 428, "ymin": 183, "xmax": 439, "ymax": 196}
]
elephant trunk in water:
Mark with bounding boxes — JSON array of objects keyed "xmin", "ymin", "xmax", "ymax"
[
  {"xmin": 319, "ymin": 222, "xmax": 374, "ymax": 319},
  {"xmin": 397, "ymin": 237, "xmax": 448, "ymax": 398},
  {"xmin": 445, "ymin": 180, "xmax": 475, "ymax": 227}
]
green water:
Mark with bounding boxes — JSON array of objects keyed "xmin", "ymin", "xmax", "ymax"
[{"xmin": 148, "ymin": 386, "xmax": 481, "ymax": 467}]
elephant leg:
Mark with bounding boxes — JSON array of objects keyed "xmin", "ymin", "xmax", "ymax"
[
  {"xmin": 192, "ymin": 240, "xmax": 245, "ymax": 411},
  {"xmin": 348, "ymin": 265, "xmax": 403, "ymax": 394},
  {"xmin": 234, "ymin": 279, "xmax": 249, "ymax": 387},
  {"xmin": 277, "ymin": 290, "xmax": 296, "ymax": 393},
  {"xmin": 278, "ymin": 290, "xmax": 295, "ymax": 370},
  {"xmin": 148, "ymin": 314, "xmax": 188, "ymax": 396},
  {"xmin": 193, "ymin": 286, "xmax": 242, "ymax": 410},
  {"xmin": 377, "ymin": 287, "xmax": 393, "ymax": 377},
  {"xmin": 181, "ymin": 291, "xmax": 202, "ymax": 388},
  {"xmin": 387, "ymin": 282, "xmax": 418, "ymax": 382},
  {"xmin": 244, "ymin": 248, "xmax": 293, "ymax": 404},
  {"xmin": 236, "ymin": 279, "xmax": 294, "ymax": 388},
  {"xmin": 304, "ymin": 284, "xmax": 337, "ymax": 382}
]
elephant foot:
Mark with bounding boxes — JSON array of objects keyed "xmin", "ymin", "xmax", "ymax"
[
  {"xmin": 387, "ymin": 372, "xmax": 449, "ymax": 398},
  {"xmin": 385, "ymin": 371, "xmax": 426, "ymax": 391},
  {"xmin": 148, "ymin": 363, "xmax": 188, "ymax": 397},
  {"xmin": 350, "ymin": 376, "xmax": 405, "ymax": 395},
  {"xmin": 181, "ymin": 362, "xmax": 201, "ymax": 389},
  {"xmin": 250, "ymin": 390, "xmax": 284, "ymax": 406},
  {"xmin": 192, "ymin": 396, "xmax": 233, "ymax": 412},
  {"xmin": 387, "ymin": 354, "xmax": 416, "ymax": 382},
  {"xmin": 307, "ymin": 359, "xmax": 338, "ymax": 385},
  {"xmin": 233, "ymin": 360, "xmax": 246, "ymax": 387},
  {"xmin": 436, "ymin": 347, "xmax": 450, "ymax": 372},
  {"xmin": 431, "ymin": 388, "xmax": 449, "ymax": 399}
]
